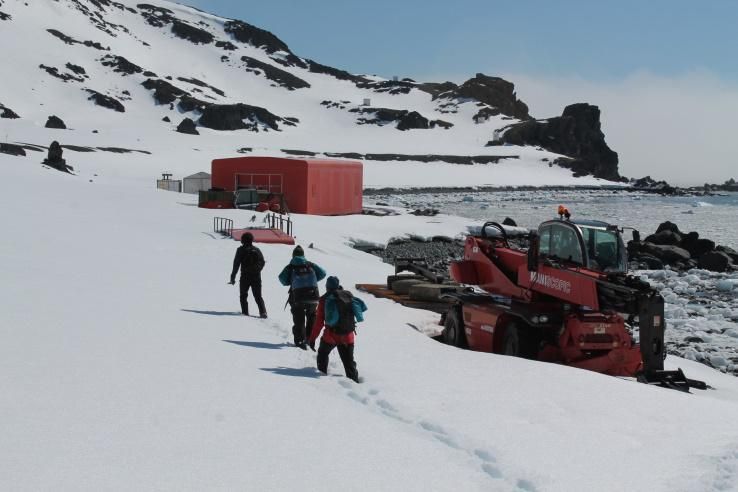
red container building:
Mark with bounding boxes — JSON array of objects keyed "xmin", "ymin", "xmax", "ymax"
[{"xmin": 211, "ymin": 156, "xmax": 363, "ymax": 215}]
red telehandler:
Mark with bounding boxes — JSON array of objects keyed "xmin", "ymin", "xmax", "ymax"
[{"xmin": 441, "ymin": 218, "xmax": 707, "ymax": 391}]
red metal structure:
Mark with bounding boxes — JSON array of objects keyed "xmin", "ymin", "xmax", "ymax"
[
  {"xmin": 442, "ymin": 220, "xmax": 705, "ymax": 391},
  {"xmin": 211, "ymin": 157, "xmax": 363, "ymax": 215}
]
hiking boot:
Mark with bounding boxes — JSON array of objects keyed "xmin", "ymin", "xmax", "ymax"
[
  {"xmin": 259, "ymin": 312, "xmax": 268, "ymax": 319},
  {"xmin": 297, "ymin": 342, "xmax": 307, "ymax": 350}
]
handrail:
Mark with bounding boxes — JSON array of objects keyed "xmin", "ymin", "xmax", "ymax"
[{"xmin": 213, "ymin": 217, "xmax": 234, "ymax": 236}]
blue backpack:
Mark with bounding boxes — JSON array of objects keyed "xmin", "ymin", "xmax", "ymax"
[
  {"xmin": 290, "ymin": 263, "xmax": 319, "ymax": 304},
  {"xmin": 325, "ymin": 290, "xmax": 357, "ymax": 334}
]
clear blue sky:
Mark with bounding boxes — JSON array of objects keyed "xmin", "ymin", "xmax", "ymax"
[{"xmin": 187, "ymin": 0, "xmax": 737, "ymax": 82}]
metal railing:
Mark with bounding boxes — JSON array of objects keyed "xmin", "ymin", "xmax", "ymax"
[
  {"xmin": 266, "ymin": 212, "xmax": 293, "ymax": 236},
  {"xmin": 213, "ymin": 217, "xmax": 234, "ymax": 237}
]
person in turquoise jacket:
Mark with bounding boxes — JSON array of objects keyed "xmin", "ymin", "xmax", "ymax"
[{"xmin": 278, "ymin": 245, "xmax": 326, "ymax": 349}]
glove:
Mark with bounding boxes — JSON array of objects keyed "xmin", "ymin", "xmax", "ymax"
[
  {"xmin": 308, "ymin": 341, "xmax": 315, "ymax": 352},
  {"xmin": 228, "ymin": 279, "xmax": 235, "ymax": 285}
]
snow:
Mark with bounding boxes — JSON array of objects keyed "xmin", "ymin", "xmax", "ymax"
[
  {"xmin": 2, "ymin": 1, "xmax": 738, "ymax": 491},
  {"xmin": 3, "ymin": 153, "xmax": 738, "ymax": 492}
]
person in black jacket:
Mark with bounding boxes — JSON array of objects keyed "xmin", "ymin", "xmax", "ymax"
[{"xmin": 229, "ymin": 232, "xmax": 267, "ymax": 318}]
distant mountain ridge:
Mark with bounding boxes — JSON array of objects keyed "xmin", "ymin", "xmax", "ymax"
[{"xmin": 0, "ymin": 0, "xmax": 620, "ymax": 182}]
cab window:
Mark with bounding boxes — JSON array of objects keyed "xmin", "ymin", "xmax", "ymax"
[
  {"xmin": 549, "ymin": 224, "xmax": 583, "ymax": 264},
  {"xmin": 539, "ymin": 226, "xmax": 551, "ymax": 256}
]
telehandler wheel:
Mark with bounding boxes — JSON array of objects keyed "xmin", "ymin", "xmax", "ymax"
[
  {"xmin": 502, "ymin": 321, "xmax": 538, "ymax": 359},
  {"xmin": 443, "ymin": 307, "xmax": 466, "ymax": 348}
]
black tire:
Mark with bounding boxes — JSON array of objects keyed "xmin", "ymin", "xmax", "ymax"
[
  {"xmin": 502, "ymin": 321, "xmax": 539, "ymax": 359},
  {"xmin": 443, "ymin": 307, "xmax": 466, "ymax": 348}
]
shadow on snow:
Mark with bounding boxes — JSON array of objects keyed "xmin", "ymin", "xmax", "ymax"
[
  {"xmin": 223, "ymin": 340, "xmax": 290, "ymax": 350},
  {"xmin": 259, "ymin": 367, "xmax": 321, "ymax": 379},
  {"xmin": 182, "ymin": 309, "xmax": 242, "ymax": 316}
]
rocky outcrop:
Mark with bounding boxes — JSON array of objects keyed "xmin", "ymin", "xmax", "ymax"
[
  {"xmin": 39, "ymin": 64, "xmax": 86, "ymax": 83},
  {"xmin": 0, "ymin": 103, "xmax": 19, "ymax": 119},
  {"xmin": 141, "ymin": 78, "xmax": 188, "ymax": 105},
  {"xmin": 349, "ymin": 107, "xmax": 452, "ymax": 131},
  {"xmin": 171, "ymin": 19, "xmax": 213, "ymax": 44},
  {"xmin": 224, "ymin": 20, "xmax": 290, "ymax": 54},
  {"xmin": 355, "ymin": 79, "xmax": 414, "ymax": 95},
  {"xmin": 43, "ymin": 141, "xmax": 73, "ymax": 173},
  {"xmin": 455, "ymin": 74, "xmax": 530, "ymax": 120},
  {"xmin": 86, "ymin": 89, "xmax": 125, "ymax": 112},
  {"xmin": 240, "ymin": 56, "xmax": 310, "ymax": 90},
  {"xmin": 629, "ymin": 222, "xmax": 736, "ymax": 272},
  {"xmin": 198, "ymin": 103, "xmax": 288, "ymax": 132},
  {"xmin": 45, "ymin": 115, "xmax": 67, "ymax": 129},
  {"xmin": 176, "ymin": 118, "xmax": 199, "ymax": 135},
  {"xmin": 46, "ymin": 29, "xmax": 109, "ymax": 51},
  {"xmin": 100, "ymin": 55, "xmax": 143, "ymax": 75},
  {"xmin": 491, "ymin": 103, "xmax": 620, "ymax": 181},
  {"xmin": 306, "ymin": 59, "xmax": 365, "ymax": 83}
]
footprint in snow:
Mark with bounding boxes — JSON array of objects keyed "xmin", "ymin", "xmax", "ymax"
[{"xmin": 338, "ymin": 380, "xmax": 538, "ymax": 490}]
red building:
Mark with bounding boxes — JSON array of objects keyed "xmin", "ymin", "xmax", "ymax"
[{"xmin": 211, "ymin": 156, "xmax": 363, "ymax": 215}]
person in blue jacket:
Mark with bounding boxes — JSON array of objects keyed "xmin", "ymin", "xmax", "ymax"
[{"xmin": 278, "ymin": 245, "xmax": 326, "ymax": 349}]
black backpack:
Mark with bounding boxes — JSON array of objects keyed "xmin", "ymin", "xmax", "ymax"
[
  {"xmin": 242, "ymin": 246, "xmax": 264, "ymax": 274},
  {"xmin": 290, "ymin": 263, "xmax": 319, "ymax": 305},
  {"xmin": 326, "ymin": 290, "xmax": 356, "ymax": 335}
]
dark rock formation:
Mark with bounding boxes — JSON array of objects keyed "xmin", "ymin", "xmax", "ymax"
[
  {"xmin": 176, "ymin": 77, "xmax": 226, "ymax": 97},
  {"xmin": 171, "ymin": 19, "xmax": 213, "ymax": 44},
  {"xmin": 632, "ymin": 175, "xmax": 676, "ymax": 193},
  {"xmin": 396, "ymin": 111, "xmax": 429, "ymax": 131},
  {"xmin": 322, "ymin": 152, "xmax": 516, "ymax": 165},
  {"xmin": 306, "ymin": 59, "xmax": 365, "ymax": 83},
  {"xmin": 39, "ymin": 64, "xmax": 85, "ymax": 83},
  {"xmin": 491, "ymin": 103, "xmax": 620, "ymax": 181},
  {"xmin": 698, "ymin": 251, "xmax": 732, "ymax": 273},
  {"xmin": 176, "ymin": 118, "xmax": 199, "ymax": 135},
  {"xmin": 46, "ymin": 29, "xmax": 109, "ymax": 51},
  {"xmin": 0, "ymin": 103, "xmax": 19, "ymax": 119},
  {"xmin": 240, "ymin": 56, "xmax": 310, "ymax": 90},
  {"xmin": 45, "ymin": 115, "xmax": 67, "ymax": 129},
  {"xmin": 215, "ymin": 40, "xmax": 237, "ymax": 51},
  {"xmin": 86, "ymin": 90, "xmax": 125, "ymax": 112},
  {"xmin": 455, "ymin": 74, "xmax": 530, "ymax": 120},
  {"xmin": 0, "ymin": 10, "xmax": 11, "ymax": 21},
  {"xmin": 137, "ymin": 4, "xmax": 176, "ymax": 27},
  {"xmin": 224, "ymin": 20, "xmax": 290, "ymax": 54},
  {"xmin": 100, "ymin": 55, "xmax": 143, "ymax": 75},
  {"xmin": 141, "ymin": 78, "xmax": 188, "ymax": 105},
  {"xmin": 0, "ymin": 143, "xmax": 26, "ymax": 156},
  {"xmin": 628, "ymin": 221, "xmax": 735, "ymax": 272},
  {"xmin": 162, "ymin": 116, "xmax": 171, "ymax": 122},
  {"xmin": 43, "ymin": 141, "xmax": 73, "ymax": 173},
  {"xmin": 355, "ymin": 79, "xmax": 414, "ymax": 95},
  {"xmin": 430, "ymin": 120, "xmax": 454, "ymax": 130},
  {"xmin": 65, "ymin": 63, "xmax": 87, "ymax": 76},
  {"xmin": 178, "ymin": 94, "xmax": 209, "ymax": 113},
  {"xmin": 417, "ymin": 81, "xmax": 458, "ymax": 99},
  {"xmin": 198, "ymin": 104, "xmax": 284, "ymax": 132}
]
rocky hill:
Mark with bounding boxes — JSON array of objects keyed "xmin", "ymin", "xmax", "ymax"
[{"xmin": 0, "ymin": 0, "xmax": 621, "ymax": 184}]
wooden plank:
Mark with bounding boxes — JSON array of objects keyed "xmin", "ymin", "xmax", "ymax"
[{"xmin": 355, "ymin": 284, "xmax": 451, "ymax": 314}]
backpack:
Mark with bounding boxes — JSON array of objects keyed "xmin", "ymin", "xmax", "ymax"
[
  {"xmin": 242, "ymin": 246, "xmax": 264, "ymax": 274},
  {"xmin": 290, "ymin": 263, "xmax": 319, "ymax": 305},
  {"xmin": 325, "ymin": 290, "xmax": 356, "ymax": 335}
]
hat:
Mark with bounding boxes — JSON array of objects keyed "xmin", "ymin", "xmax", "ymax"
[
  {"xmin": 292, "ymin": 245, "xmax": 304, "ymax": 257},
  {"xmin": 326, "ymin": 276, "xmax": 340, "ymax": 291},
  {"xmin": 241, "ymin": 232, "xmax": 254, "ymax": 244}
]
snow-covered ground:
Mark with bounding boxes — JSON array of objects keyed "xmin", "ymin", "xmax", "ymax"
[{"xmin": 3, "ymin": 155, "xmax": 738, "ymax": 492}]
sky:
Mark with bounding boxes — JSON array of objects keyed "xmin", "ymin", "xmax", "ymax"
[{"xmin": 187, "ymin": 0, "xmax": 738, "ymax": 185}]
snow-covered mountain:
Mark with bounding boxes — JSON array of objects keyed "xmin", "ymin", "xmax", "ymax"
[{"xmin": 0, "ymin": 0, "xmax": 619, "ymax": 187}]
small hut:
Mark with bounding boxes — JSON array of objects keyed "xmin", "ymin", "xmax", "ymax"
[{"xmin": 183, "ymin": 172, "xmax": 211, "ymax": 194}]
